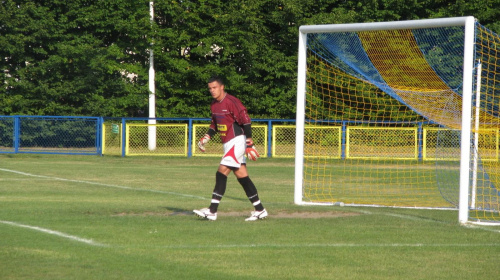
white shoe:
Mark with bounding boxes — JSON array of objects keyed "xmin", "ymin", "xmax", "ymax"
[
  {"xmin": 193, "ymin": 208, "xmax": 217, "ymax": 221},
  {"xmin": 245, "ymin": 209, "xmax": 268, "ymax": 221}
]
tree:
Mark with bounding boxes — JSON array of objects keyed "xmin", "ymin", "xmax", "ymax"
[
  {"xmin": 1, "ymin": 0, "xmax": 499, "ymax": 118},
  {"xmin": 0, "ymin": 0, "xmax": 151, "ymax": 116},
  {"xmin": 153, "ymin": 0, "xmax": 299, "ymax": 118}
]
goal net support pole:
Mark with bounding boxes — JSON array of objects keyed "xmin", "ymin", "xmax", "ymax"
[
  {"xmin": 458, "ymin": 16, "xmax": 475, "ymax": 224},
  {"xmin": 471, "ymin": 61, "xmax": 483, "ymax": 210},
  {"xmin": 294, "ymin": 27, "xmax": 307, "ymax": 205}
]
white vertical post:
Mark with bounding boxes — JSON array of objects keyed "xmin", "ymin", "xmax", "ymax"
[
  {"xmin": 294, "ymin": 29, "xmax": 307, "ymax": 205},
  {"xmin": 471, "ymin": 61, "xmax": 482, "ymax": 209},
  {"xmin": 458, "ymin": 16, "xmax": 476, "ymax": 224},
  {"xmin": 148, "ymin": 1, "xmax": 157, "ymax": 151}
]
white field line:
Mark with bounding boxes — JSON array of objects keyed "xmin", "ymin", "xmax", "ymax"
[
  {"xmin": 0, "ymin": 178, "xmax": 47, "ymax": 181},
  {"xmin": 3, "ymin": 217, "xmax": 497, "ymax": 250},
  {"xmin": 151, "ymin": 242, "xmax": 500, "ymax": 249},
  {"xmin": 344, "ymin": 209, "xmax": 500, "ymax": 234},
  {"xmin": 0, "ymin": 220, "xmax": 107, "ymax": 247},
  {"xmin": 383, "ymin": 212, "xmax": 448, "ymax": 223},
  {"xmin": 384, "ymin": 212, "xmax": 500, "ymax": 233},
  {"xmin": 0, "ymin": 168, "xmax": 206, "ymax": 200},
  {"xmin": 465, "ymin": 224, "xmax": 500, "ymax": 233}
]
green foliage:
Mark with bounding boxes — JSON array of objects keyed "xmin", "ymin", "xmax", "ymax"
[
  {"xmin": 0, "ymin": 0, "xmax": 150, "ymax": 117},
  {"xmin": 153, "ymin": 0, "xmax": 299, "ymax": 118},
  {"xmin": 1, "ymin": 0, "xmax": 499, "ymax": 118}
]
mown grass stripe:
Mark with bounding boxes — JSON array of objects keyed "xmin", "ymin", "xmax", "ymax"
[{"xmin": 0, "ymin": 168, "xmax": 206, "ymax": 200}]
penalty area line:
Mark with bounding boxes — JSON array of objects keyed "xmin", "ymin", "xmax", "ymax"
[
  {"xmin": 150, "ymin": 242, "xmax": 500, "ymax": 250},
  {"xmin": 0, "ymin": 168, "xmax": 206, "ymax": 200},
  {"xmin": 0, "ymin": 220, "xmax": 107, "ymax": 247}
]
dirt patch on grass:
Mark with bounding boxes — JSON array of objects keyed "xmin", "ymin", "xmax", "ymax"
[
  {"xmin": 223, "ymin": 211, "xmax": 360, "ymax": 219},
  {"xmin": 113, "ymin": 210, "xmax": 360, "ymax": 219}
]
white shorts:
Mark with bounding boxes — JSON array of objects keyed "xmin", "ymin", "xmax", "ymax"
[{"xmin": 220, "ymin": 135, "xmax": 246, "ymax": 168}]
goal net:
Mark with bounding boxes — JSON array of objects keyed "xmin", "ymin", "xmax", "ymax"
[{"xmin": 295, "ymin": 17, "xmax": 500, "ymax": 225}]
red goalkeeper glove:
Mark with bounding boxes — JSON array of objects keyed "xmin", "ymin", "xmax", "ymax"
[
  {"xmin": 197, "ymin": 134, "xmax": 211, "ymax": 152},
  {"xmin": 245, "ymin": 139, "xmax": 260, "ymax": 161}
]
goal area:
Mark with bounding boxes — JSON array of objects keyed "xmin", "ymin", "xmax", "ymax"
[{"xmin": 294, "ymin": 17, "xmax": 500, "ymax": 225}]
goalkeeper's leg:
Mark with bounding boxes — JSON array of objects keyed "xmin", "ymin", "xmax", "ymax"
[
  {"xmin": 238, "ymin": 175, "xmax": 264, "ymax": 212},
  {"xmin": 209, "ymin": 171, "xmax": 227, "ymax": 213}
]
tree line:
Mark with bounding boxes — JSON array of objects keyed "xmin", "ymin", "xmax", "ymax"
[{"xmin": 1, "ymin": 0, "xmax": 499, "ymax": 119}]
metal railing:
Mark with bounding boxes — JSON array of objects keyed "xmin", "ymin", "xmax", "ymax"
[{"xmin": 2, "ymin": 116, "xmax": 498, "ymax": 161}]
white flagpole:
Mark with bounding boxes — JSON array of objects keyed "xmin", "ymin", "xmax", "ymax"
[{"xmin": 148, "ymin": 1, "xmax": 156, "ymax": 151}]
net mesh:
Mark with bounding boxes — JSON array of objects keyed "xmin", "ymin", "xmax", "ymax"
[
  {"xmin": 471, "ymin": 25, "xmax": 500, "ymax": 222},
  {"xmin": 303, "ymin": 21, "xmax": 500, "ymax": 222}
]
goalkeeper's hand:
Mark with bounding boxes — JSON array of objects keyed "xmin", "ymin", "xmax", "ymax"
[
  {"xmin": 245, "ymin": 139, "xmax": 260, "ymax": 161},
  {"xmin": 197, "ymin": 134, "xmax": 211, "ymax": 152}
]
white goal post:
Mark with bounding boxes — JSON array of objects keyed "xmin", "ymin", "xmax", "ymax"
[{"xmin": 295, "ymin": 16, "xmax": 500, "ymax": 225}]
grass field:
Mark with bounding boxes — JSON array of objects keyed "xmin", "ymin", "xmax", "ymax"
[{"xmin": 0, "ymin": 154, "xmax": 499, "ymax": 279}]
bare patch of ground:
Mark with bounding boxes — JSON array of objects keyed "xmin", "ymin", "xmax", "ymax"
[
  {"xmin": 223, "ymin": 211, "xmax": 360, "ymax": 219},
  {"xmin": 113, "ymin": 210, "xmax": 360, "ymax": 219}
]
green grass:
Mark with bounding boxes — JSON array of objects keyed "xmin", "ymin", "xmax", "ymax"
[{"xmin": 0, "ymin": 154, "xmax": 498, "ymax": 279}]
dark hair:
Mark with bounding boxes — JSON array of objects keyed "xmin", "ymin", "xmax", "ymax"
[{"xmin": 208, "ymin": 75, "xmax": 224, "ymax": 85}]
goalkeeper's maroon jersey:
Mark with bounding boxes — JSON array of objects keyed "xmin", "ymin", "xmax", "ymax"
[{"xmin": 210, "ymin": 93, "xmax": 251, "ymax": 143}]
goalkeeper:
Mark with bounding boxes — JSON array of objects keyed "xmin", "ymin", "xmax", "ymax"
[{"xmin": 193, "ymin": 75, "xmax": 268, "ymax": 222}]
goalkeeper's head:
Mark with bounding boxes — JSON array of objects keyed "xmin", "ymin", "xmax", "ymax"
[
  {"xmin": 208, "ymin": 75, "xmax": 226, "ymax": 101},
  {"xmin": 208, "ymin": 75, "xmax": 224, "ymax": 86}
]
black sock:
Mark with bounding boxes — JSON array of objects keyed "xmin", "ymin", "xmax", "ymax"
[
  {"xmin": 237, "ymin": 176, "xmax": 264, "ymax": 211},
  {"xmin": 209, "ymin": 171, "xmax": 227, "ymax": 213}
]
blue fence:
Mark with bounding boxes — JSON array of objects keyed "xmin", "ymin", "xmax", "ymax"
[
  {"xmin": 1, "ymin": 116, "xmax": 441, "ymax": 159},
  {"xmin": 0, "ymin": 116, "xmax": 297, "ymax": 157},
  {"xmin": 0, "ymin": 116, "xmax": 102, "ymax": 155}
]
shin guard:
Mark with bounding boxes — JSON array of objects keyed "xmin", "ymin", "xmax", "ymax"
[
  {"xmin": 238, "ymin": 176, "xmax": 264, "ymax": 211},
  {"xmin": 209, "ymin": 171, "xmax": 227, "ymax": 213}
]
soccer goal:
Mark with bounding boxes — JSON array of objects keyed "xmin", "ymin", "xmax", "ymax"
[{"xmin": 295, "ymin": 16, "xmax": 500, "ymax": 225}]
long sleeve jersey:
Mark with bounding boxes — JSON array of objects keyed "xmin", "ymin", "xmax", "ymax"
[{"xmin": 209, "ymin": 93, "xmax": 251, "ymax": 143}]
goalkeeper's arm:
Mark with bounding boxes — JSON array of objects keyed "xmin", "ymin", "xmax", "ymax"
[
  {"xmin": 243, "ymin": 124, "xmax": 259, "ymax": 161},
  {"xmin": 198, "ymin": 128, "xmax": 216, "ymax": 152}
]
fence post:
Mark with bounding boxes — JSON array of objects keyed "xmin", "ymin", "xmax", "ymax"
[
  {"xmin": 341, "ymin": 121, "xmax": 347, "ymax": 159},
  {"xmin": 121, "ymin": 118, "xmax": 126, "ymax": 157},
  {"xmin": 97, "ymin": 117, "xmax": 103, "ymax": 156},
  {"xmin": 188, "ymin": 118, "xmax": 193, "ymax": 158},
  {"xmin": 267, "ymin": 120, "xmax": 272, "ymax": 158},
  {"xmin": 14, "ymin": 116, "xmax": 20, "ymax": 153},
  {"xmin": 418, "ymin": 122, "xmax": 423, "ymax": 161}
]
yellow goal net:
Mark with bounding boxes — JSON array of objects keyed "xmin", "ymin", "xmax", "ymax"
[{"xmin": 295, "ymin": 17, "xmax": 500, "ymax": 225}]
